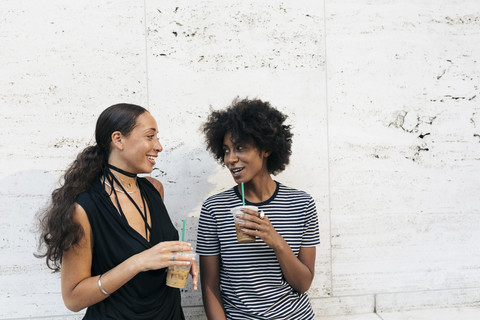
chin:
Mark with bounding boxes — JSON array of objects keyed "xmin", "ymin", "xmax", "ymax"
[
  {"xmin": 133, "ymin": 166, "xmax": 152, "ymax": 175},
  {"xmin": 233, "ymin": 177, "xmax": 246, "ymax": 184}
]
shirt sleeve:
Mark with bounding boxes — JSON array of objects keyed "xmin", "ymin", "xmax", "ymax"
[
  {"xmin": 302, "ymin": 196, "xmax": 320, "ymax": 247},
  {"xmin": 196, "ymin": 201, "xmax": 220, "ymax": 255}
]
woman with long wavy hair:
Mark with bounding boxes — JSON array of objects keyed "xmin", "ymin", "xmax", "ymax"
[{"xmin": 36, "ymin": 103, "xmax": 197, "ymax": 319}]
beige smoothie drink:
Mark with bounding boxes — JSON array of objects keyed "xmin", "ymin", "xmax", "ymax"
[
  {"xmin": 166, "ymin": 251, "xmax": 195, "ymax": 288},
  {"xmin": 231, "ymin": 205, "xmax": 258, "ymax": 243}
]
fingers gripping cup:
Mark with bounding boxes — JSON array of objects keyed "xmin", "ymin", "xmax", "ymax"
[
  {"xmin": 166, "ymin": 251, "xmax": 196, "ymax": 288},
  {"xmin": 231, "ymin": 205, "xmax": 258, "ymax": 243}
]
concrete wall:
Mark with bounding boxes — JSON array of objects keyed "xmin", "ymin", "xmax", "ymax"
[{"xmin": 1, "ymin": 0, "xmax": 479, "ymax": 319}]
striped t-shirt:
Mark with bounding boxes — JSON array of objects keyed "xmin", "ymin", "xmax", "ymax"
[{"xmin": 196, "ymin": 182, "xmax": 320, "ymax": 320}]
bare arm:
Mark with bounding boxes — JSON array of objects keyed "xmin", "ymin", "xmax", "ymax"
[
  {"xmin": 273, "ymin": 244, "xmax": 316, "ymax": 294},
  {"xmin": 145, "ymin": 176, "xmax": 164, "ymax": 200},
  {"xmin": 61, "ymin": 204, "xmax": 193, "ymax": 312},
  {"xmin": 238, "ymin": 209, "xmax": 316, "ymax": 293},
  {"xmin": 200, "ymin": 255, "xmax": 226, "ymax": 320}
]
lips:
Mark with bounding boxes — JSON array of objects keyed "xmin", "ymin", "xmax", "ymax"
[
  {"xmin": 230, "ymin": 167, "xmax": 244, "ymax": 176},
  {"xmin": 147, "ymin": 155, "xmax": 157, "ymax": 165}
]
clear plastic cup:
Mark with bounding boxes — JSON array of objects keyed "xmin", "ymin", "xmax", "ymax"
[
  {"xmin": 166, "ymin": 251, "xmax": 195, "ymax": 288},
  {"xmin": 231, "ymin": 205, "xmax": 258, "ymax": 243}
]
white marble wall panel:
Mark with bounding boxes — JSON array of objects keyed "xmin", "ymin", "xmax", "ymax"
[
  {"xmin": 1, "ymin": 1, "xmax": 147, "ymax": 318},
  {"xmin": 376, "ymin": 287, "xmax": 480, "ymax": 312},
  {"xmin": 326, "ymin": 0, "xmax": 480, "ymax": 301},
  {"xmin": 1, "ymin": 0, "xmax": 148, "ymax": 176},
  {"xmin": 317, "ymin": 315, "xmax": 382, "ymax": 320},
  {"xmin": 311, "ymin": 295, "xmax": 375, "ymax": 316},
  {"xmin": 145, "ymin": 0, "xmax": 330, "ymax": 310},
  {"xmin": 379, "ymin": 307, "xmax": 480, "ymax": 320}
]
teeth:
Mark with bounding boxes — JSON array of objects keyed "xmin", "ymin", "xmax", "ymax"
[
  {"xmin": 148, "ymin": 156, "xmax": 155, "ymax": 160},
  {"xmin": 232, "ymin": 168, "xmax": 242, "ymax": 173}
]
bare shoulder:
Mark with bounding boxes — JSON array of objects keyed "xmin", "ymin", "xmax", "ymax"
[
  {"xmin": 73, "ymin": 203, "xmax": 90, "ymax": 228},
  {"xmin": 145, "ymin": 176, "xmax": 164, "ymax": 200},
  {"xmin": 72, "ymin": 203, "xmax": 92, "ymax": 247}
]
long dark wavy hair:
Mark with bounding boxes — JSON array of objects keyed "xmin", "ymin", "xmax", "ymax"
[{"xmin": 36, "ymin": 103, "xmax": 147, "ymax": 271}]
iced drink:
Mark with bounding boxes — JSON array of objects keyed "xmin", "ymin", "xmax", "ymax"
[
  {"xmin": 231, "ymin": 205, "xmax": 258, "ymax": 243},
  {"xmin": 166, "ymin": 251, "xmax": 195, "ymax": 288}
]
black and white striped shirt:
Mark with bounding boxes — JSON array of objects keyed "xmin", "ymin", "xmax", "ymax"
[{"xmin": 196, "ymin": 182, "xmax": 320, "ymax": 320}]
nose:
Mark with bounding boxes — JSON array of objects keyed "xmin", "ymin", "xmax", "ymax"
[
  {"xmin": 154, "ymin": 138, "xmax": 163, "ymax": 153},
  {"xmin": 225, "ymin": 150, "xmax": 238, "ymax": 165}
]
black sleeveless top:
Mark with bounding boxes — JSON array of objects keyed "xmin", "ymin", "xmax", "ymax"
[{"xmin": 76, "ymin": 177, "xmax": 185, "ymax": 320}]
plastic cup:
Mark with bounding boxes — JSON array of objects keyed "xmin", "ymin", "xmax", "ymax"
[
  {"xmin": 166, "ymin": 251, "xmax": 195, "ymax": 288},
  {"xmin": 231, "ymin": 205, "xmax": 258, "ymax": 243}
]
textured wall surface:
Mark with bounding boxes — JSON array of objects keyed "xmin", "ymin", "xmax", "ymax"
[{"xmin": 0, "ymin": 0, "xmax": 479, "ymax": 319}]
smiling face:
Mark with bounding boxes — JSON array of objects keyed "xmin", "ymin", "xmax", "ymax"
[
  {"xmin": 115, "ymin": 111, "xmax": 163, "ymax": 174},
  {"xmin": 223, "ymin": 131, "xmax": 270, "ymax": 184}
]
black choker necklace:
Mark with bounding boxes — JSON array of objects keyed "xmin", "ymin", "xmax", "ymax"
[{"xmin": 107, "ymin": 164, "xmax": 137, "ymax": 178}]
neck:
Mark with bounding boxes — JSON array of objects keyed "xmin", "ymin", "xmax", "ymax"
[
  {"xmin": 241, "ymin": 175, "xmax": 276, "ymax": 203},
  {"xmin": 106, "ymin": 163, "xmax": 138, "ymax": 190},
  {"xmin": 107, "ymin": 163, "xmax": 137, "ymax": 177},
  {"xmin": 113, "ymin": 173, "xmax": 137, "ymax": 189}
]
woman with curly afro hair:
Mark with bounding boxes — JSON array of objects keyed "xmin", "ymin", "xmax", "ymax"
[{"xmin": 196, "ymin": 98, "xmax": 320, "ymax": 320}]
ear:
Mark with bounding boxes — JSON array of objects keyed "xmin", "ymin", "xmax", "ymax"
[
  {"xmin": 111, "ymin": 131, "xmax": 124, "ymax": 151},
  {"xmin": 263, "ymin": 150, "xmax": 271, "ymax": 158}
]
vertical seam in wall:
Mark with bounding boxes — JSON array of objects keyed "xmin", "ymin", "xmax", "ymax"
[
  {"xmin": 322, "ymin": 0, "xmax": 334, "ymax": 297},
  {"xmin": 143, "ymin": 0, "xmax": 150, "ymax": 109},
  {"xmin": 376, "ymin": 313, "xmax": 385, "ymax": 320},
  {"xmin": 374, "ymin": 294, "xmax": 384, "ymax": 319},
  {"xmin": 374, "ymin": 299, "xmax": 385, "ymax": 320}
]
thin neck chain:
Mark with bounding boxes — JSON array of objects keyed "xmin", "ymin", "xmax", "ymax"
[
  {"xmin": 112, "ymin": 173, "xmax": 136, "ymax": 189},
  {"xmin": 104, "ymin": 181, "xmax": 139, "ymax": 195}
]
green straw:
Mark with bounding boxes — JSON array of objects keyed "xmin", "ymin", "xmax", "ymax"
[
  {"xmin": 241, "ymin": 182, "xmax": 245, "ymax": 206},
  {"xmin": 182, "ymin": 219, "xmax": 185, "ymax": 241}
]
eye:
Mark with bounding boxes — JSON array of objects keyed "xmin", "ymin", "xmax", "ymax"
[
  {"xmin": 147, "ymin": 135, "xmax": 154, "ymax": 139},
  {"xmin": 236, "ymin": 145, "xmax": 244, "ymax": 151}
]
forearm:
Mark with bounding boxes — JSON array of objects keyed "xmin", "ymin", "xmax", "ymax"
[
  {"xmin": 199, "ymin": 255, "xmax": 226, "ymax": 320},
  {"xmin": 62, "ymin": 254, "xmax": 141, "ymax": 312},
  {"xmin": 202, "ymin": 285, "xmax": 226, "ymax": 320},
  {"xmin": 273, "ymin": 239, "xmax": 314, "ymax": 294}
]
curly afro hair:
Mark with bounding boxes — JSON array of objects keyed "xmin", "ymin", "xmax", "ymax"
[{"xmin": 202, "ymin": 98, "xmax": 293, "ymax": 175}]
